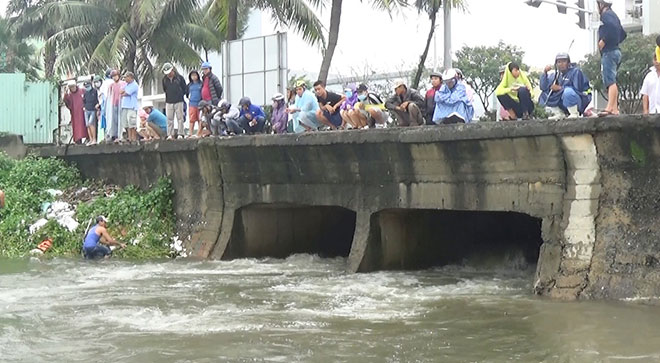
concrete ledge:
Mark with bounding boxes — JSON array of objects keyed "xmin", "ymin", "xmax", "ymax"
[
  {"xmin": 0, "ymin": 134, "xmax": 27, "ymax": 159},
  {"xmin": 25, "ymin": 115, "xmax": 660, "ymax": 301}
]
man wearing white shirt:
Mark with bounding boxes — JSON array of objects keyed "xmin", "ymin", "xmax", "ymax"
[{"xmin": 641, "ymin": 55, "xmax": 660, "ymax": 115}]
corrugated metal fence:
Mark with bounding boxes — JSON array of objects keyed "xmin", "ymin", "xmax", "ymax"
[{"xmin": 0, "ymin": 73, "xmax": 58, "ymax": 144}]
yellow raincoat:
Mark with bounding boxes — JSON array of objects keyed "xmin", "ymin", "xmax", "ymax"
[{"xmin": 495, "ymin": 63, "xmax": 533, "ymax": 102}]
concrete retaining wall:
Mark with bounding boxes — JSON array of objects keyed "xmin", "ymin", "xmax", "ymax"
[
  {"xmin": 0, "ymin": 134, "xmax": 28, "ymax": 159},
  {"xmin": 34, "ymin": 116, "xmax": 660, "ymax": 300}
]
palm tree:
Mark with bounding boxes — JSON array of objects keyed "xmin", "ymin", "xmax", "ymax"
[
  {"xmin": 318, "ymin": 0, "xmax": 405, "ymax": 83},
  {"xmin": 7, "ymin": 0, "xmax": 60, "ymax": 78},
  {"xmin": 0, "ymin": 16, "xmax": 41, "ymax": 80},
  {"xmin": 32, "ymin": 0, "xmax": 210, "ymax": 80},
  {"xmin": 183, "ymin": 1, "xmax": 249, "ymax": 61},
  {"xmin": 410, "ymin": 0, "xmax": 466, "ymax": 89},
  {"xmin": 208, "ymin": 0, "xmax": 325, "ymax": 46}
]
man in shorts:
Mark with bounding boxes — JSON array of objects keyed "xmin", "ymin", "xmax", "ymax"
[
  {"xmin": 313, "ymin": 80, "xmax": 346, "ymax": 130},
  {"xmin": 120, "ymin": 72, "xmax": 139, "ymax": 142},
  {"xmin": 353, "ymin": 83, "xmax": 387, "ymax": 128},
  {"xmin": 596, "ymin": 0, "xmax": 626, "ymax": 117}
]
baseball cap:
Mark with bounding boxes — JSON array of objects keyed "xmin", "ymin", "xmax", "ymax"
[
  {"xmin": 201, "ymin": 61, "xmax": 211, "ymax": 69},
  {"xmin": 96, "ymin": 215, "xmax": 108, "ymax": 224},
  {"xmin": 162, "ymin": 62, "xmax": 174, "ymax": 74},
  {"xmin": 394, "ymin": 80, "xmax": 407, "ymax": 89}
]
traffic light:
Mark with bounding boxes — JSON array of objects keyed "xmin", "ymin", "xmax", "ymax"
[
  {"xmin": 525, "ymin": 0, "xmax": 542, "ymax": 7},
  {"xmin": 556, "ymin": 0, "xmax": 567, "ymax": 14},
  {"xmin": 575, "ymin": 0, "xmax": 586, "ymax": 29}
]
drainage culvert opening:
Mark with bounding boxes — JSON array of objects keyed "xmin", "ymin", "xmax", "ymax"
[
  {"xmin": 363, "ymin": 209, "xmax": 543, "ymax": 271},
  {"xmin": 223, "ymin": 204, "xmax": 357, "ymax": 259}
]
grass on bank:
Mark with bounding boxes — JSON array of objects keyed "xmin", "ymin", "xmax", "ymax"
[{"xmin": 0, "ymin": 153, "xmax": 177, "ymax": 259}]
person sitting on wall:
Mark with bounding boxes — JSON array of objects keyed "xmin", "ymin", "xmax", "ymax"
[
  {"xmin": 433, "ymin": 68, "xmax": 474, "ymax": 124},
  {"xmin": 314, "ymin": 80, "xmax": 346, "ymax": 131},
  {"xmin": 238, "ymin": 97, "xmax": 266, "ymax": 135},
  {"xmin": 82, "ymin": 216, "xmax": 126, "ymax": 260},
  {"xmin": 495, "ymin": 62, "xmax": 535, "ymax": 120},
  {"xmin": 340, "ymin": 83, "xmax": 359, "ymax": 129},
  {"xmin": 199, "ymin": 99, "xmax": 243, "ymax": 136},
  {"xmin": 270, "ymin": 93, "xmax": 288, "ymax": 134},
  {"xmin": 385, "ymin": 80, "xmax": 426, "ymax": 127},
  {"xmin": 287, "ymin": 81, "xmax": 320, "ymax": 133},
  {"xmin": 539, "ymin": 53, "xmax": 592, "ymax": 120},
  {"xmin": 351, "ymin": 83, "xmax": 387, "ymax": 128},
  {"xmin": 198, "ymin": 100, "xmax": 223, "ymax": 136},
  {"xmin": 217, "ymin": 99, "xmax": 242, "ymax": 135},
  {"xmin": 141, "ymin": 102, "xmax": 168, "ymax": 140},
  {"xmin": 425, "ymin": 71, "xmax": 443, "ymax": 125}
]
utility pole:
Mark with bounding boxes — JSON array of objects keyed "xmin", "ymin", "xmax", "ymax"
[{"xmin": 443, "ymin": 3, "xmax": 452, "ymax": 69}]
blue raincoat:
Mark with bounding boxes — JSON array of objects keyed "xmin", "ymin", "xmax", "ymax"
[
  {"xmin": 539, "ymin": 64, "xmax": 592, "ymax": 114},
  {"xmin": 433, "ymin": 82, "xmax": 474, "ymax": 123}
]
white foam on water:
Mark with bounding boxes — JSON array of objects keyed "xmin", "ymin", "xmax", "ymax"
[{"xmin": 4, "ymin": 256, "xmax": 658, "ymax": 362}]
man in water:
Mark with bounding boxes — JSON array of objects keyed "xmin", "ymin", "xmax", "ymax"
[{"xmin": 83, "ymin": 216, "xmax": 125, "ymax": 259}]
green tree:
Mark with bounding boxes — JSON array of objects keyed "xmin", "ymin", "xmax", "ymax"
[
  {"xmin": 581, "ymin": 33, "xmax": 656, "ymax": 114},
  {"xmin": 32, "ymin": 0, "xmax": 209, "ymax": 80},
  {"xmin": 0, "ymin": 16, "xmax": 41, "ymax": 80},
  {"xmin": 410, "ymin": 0, "xmax": 466, "ymax": 90},
  {"xmin": 209, "ymin": 0, "xmax": 325, "ymax": 45},
  {"xmin": 184, "ymin": 1, "xmax": 249, "ymax": 61},
  {"xmin": 454, "ymin": 41, "xmax": 526, "ymax": 111}
]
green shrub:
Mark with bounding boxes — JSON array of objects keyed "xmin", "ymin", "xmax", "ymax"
[{"xmin": 0, "ymin": 153, "xmax": 177, "ymax": 259}]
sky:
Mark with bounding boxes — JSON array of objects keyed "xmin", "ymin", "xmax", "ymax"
[{"xmin": 1, "ymin": 0, "xmax": 630, "ymax": 76}]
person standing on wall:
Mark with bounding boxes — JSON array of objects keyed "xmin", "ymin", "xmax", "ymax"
[
  {"xmin": 641, "ymin": 53, "xmax": 660, "ymax": 115},
  {"xmin": 200, "ymin": 62, "xmax": 223, "ymax": 106},
  {"xmin": 162, "ymin": 63, "xmax": 187, "ymax": 139},
  {"xmin": 106, "ymin": 70, "xmax": 126, "ymax": 143},
  {"xmin": 63, "ymin": 80, "xmax": 88, "ymax": 144},
  {"xmin": 187, "ymin": 70, "xmax": 203, "ymax": 137},
  {"xmin": 120, "ymin": 72, "xmax": 139, "ymax": 143},
  {"xmin": 82, "ymin": 80, "xmax": 99, "ymax": 145},
  {"xmin": 596, "ymin": 0, "xmax": 626, "ymax": 117}
]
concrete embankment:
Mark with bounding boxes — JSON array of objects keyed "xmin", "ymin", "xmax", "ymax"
[
  {"xmin": 32, "ymin": 115, "xmax": 660, "ymax": 300},
  {"xmin": 0, "ymin": 134, "xmax": 28, "ymax": 159}
]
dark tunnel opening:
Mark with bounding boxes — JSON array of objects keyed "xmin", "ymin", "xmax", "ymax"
[
  {"xmin": 223, "ymin": 204, "xmax": 357, "ymax": 260},
  {"xmin": 363, "ymin": 209, "xmax": 544, "ymax": 271}
]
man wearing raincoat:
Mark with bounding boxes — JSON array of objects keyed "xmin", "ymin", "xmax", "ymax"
[
  {"xmin": 539, "ymin": 53, "xmax": 592, "ymax": 120},
  {"xmin": 433, "ymin": 69, "xmax": 474, "ymax": 124}
]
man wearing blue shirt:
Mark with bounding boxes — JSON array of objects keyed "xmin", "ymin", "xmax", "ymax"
[
  {"xmin": 237, "ymin": 97, "xmax": 266, "ymax": 134},
  {"xmin": 597, "ymin": 0, "xmax": 626, "ymax": 117},
  {"xmin": 120, "ymin": 72, "xmax": 139, "ymax": 142},
  {"xmin": 142, "ymin": 102, "xmax": 168, "ymax": 140}
]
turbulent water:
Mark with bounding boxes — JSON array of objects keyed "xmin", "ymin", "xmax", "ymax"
[{"xmin": 1, "ymin": 256, "xmax": 660, "ymax": 363}]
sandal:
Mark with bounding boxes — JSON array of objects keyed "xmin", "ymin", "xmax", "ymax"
[{"xmin": 598, "ymin": 110, "xmax": 618, "ymax": 117}]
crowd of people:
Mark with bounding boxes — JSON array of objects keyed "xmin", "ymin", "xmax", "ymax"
[{"xmin": 61, "ymin": 0, "xmax": 659, "ymax": 145}]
